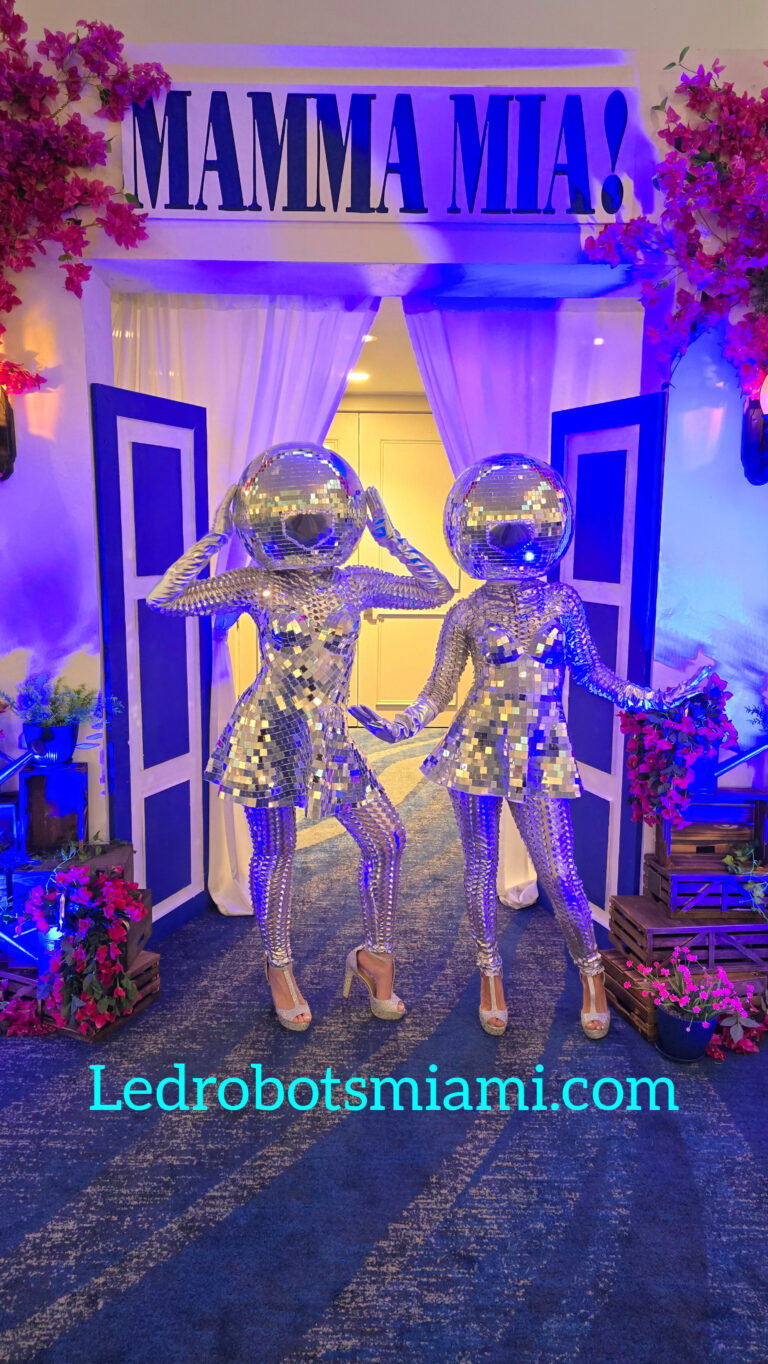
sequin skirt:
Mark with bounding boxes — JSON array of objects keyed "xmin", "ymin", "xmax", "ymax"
[
  {"xmin": 205, "ymin": 690, "xmax": 383, "ymax": 821},
  {"xmin": 420, "ymin": 695, "xmax": 582, "ymax": 801}
]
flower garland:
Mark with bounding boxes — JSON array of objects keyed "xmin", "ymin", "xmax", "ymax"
[
  {"xmin": 0, "ymin": 1, "xmax": 170, "ymax": 393},
  {"xmin": 586, "ymin": 51, "xmax": 768, "ymax": 399},
  {"xmin": 20, "ymin": 864, "xmax": 146, "ymax": 1034},
  {"xmin": 620, "ymin": 672, "xmax": 737, "ymax": 828}
]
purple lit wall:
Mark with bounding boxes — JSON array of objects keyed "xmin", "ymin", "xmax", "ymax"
[{"xmin": 655, "ymin": 326, "xmax": 768, "ymax": 767}]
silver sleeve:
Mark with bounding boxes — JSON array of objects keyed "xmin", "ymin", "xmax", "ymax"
[
  {"xmin": 562, "ymin": 585, "xmax": 659, "ymax": 710},
  {"xmin": 352, "ymin": 535, "xmax": 453, "ymax": 610},
  {"xmin": 396, "ymin": 602, "xmax": 471, "ymax": 735},
  {"xmin": 147, "ymin": 533, "xmax": 254, "ymax": 617}
]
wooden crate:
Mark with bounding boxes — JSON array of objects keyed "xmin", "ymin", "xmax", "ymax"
[
  {"xmin": 19, "ymin": 763, "xmax": 88, "ymax": 854},
  {"xmin": 48, "ymin": 950, "xmax": 160, "ymax": 1043},
  {"xmin": 655, "ymin": 789, "xmax": 768, "ymax": 868},
  {"xmin": 125, "ymin": 889, "xmax": 152, "ymax": 968},
  {"xmin": 644, "ymin": 855, "xmax": 768, "ymax": 922},
  {"xmin": 0, "ymin": 965, "xmax": 38, "ymax": 1003},
  {"xmin": 609, "ymin": 894, "xmax": 768, "ymax": 972},
  {"xmin": 603, "ymin": 949, "xmax": 658, "ymax": 1041},
  {"xmin": 10, "ymin": 842, "xmax": 135, "ymax": 918}
]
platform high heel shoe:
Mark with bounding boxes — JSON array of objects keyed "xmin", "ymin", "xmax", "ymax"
[
  {"xmin": 580, "ymin": 969, "xmax": 610, "ymax": 1040},
  {"xmin": 342, "ymin": 945, "xmax": 405, "ymax": 1020},
  {"xmin": 479, "ymin": 972, "xmax": 508, "ymax": 1036},
  {"xmin": 265, "ymin": 958, "xmax": 312, "ymax": 1032}
]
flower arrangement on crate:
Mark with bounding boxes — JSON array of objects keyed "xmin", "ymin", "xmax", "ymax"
[
  {"xmin": 0, "ymin": 1, "xmax": 170, "ymax": 394},
  {"xmin": 19, "ymin": 864, "xmax": 146, "ymax": 1034},
  {"xmin": 585, "ymin": 51, "xmax": 768, "ymax": 400},
  {"xmin": 620, "ymin": 673, "xmax": 737, "ymax": 828},
  {"xmin": 625, "ymin": 945, "xmax": 748, "ymax": 1029}
]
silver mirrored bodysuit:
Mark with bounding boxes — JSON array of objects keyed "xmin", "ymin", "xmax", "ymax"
[
  {"xmin": 385, "ymin": 454, "xmax": 667, "ymax": 978},
  {"xmin": 148, "ymin": 442, "xmax": 453, "ymax": 967}
]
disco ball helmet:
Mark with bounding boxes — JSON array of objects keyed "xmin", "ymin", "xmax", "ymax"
[
  {"xmin": 232, "ymin": 442, "xmax": 367, "ymax": 570},
  {"xmin": 444, "ymin": 453, "xmax": 573, "ymax": 581}
]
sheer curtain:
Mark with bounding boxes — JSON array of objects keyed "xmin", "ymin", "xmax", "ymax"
[
  {"xmin": 113, "ymin": 291, "xmax": 379, "ymax": 913},
  {"xmin": 403, "ymin": 300, "xmax": 561, "ymax": 908}
]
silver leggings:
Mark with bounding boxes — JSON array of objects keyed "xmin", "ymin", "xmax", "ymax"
[
  {"xmin": 450, "ymin": 791, "xmax": 602, "ymax": 978},
  {"xmin": 245, "ymin": 790, "xmax": 406, "ymax": 968}
]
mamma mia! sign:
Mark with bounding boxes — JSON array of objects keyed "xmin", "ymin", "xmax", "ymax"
[{"xmin": 123, "ymin": 84, "xmax": 650, "ymax": 223}]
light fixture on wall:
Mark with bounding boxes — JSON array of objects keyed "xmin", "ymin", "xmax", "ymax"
[
  {"xmin": 741, "ymin": 396, "xmax": 768, "ymax": 485},
  {"xmin": 593, "ymin": 337, "xmax": 605, "ymax": 347},
  {"xmin": 347, "ymin": 371, "xmax": 370, "ymax": 383},
  {"xmin": 362, "ymin": 334, "xmax": 376, "ymax": 343},
  {"xmin": 0, "ymin": 389, "xmax": 16, "ymax": 483}
]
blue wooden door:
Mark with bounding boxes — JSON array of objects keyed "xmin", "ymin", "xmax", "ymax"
[
  {"xmin": 91, "ymin": 384, "xmax": 211, "ymax": 927},
  {"xmin": 551, "ymin": 393, "xmax": 667, "ymax": 910}
]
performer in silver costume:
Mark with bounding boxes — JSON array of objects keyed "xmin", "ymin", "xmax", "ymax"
[
  {"xmin": 148, "ymin": 442, "xmax": 453, "ymax": 1031},
  {"xmin": 351, "ymin": 453, "xmax": 710, "ymax": 1039}
]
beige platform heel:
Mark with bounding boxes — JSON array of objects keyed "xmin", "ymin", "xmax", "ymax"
[
  {"xmin": 581, "ymin": 970, "xmax": 611, "ymax": 1040},
  {"xmin": 342, "ymin": 945, "xmax": 405, "ymax": 1021},
  {"xmin": 479, "ymin": 973, "xmax": 508, "ymax": 1036},
  {"xmin": 265, "ymin": 958, "xmax": 312, "ymax": 1032}
]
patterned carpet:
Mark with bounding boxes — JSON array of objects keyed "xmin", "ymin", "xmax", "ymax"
[{"xmin": 1, "ymin": 732, "xmax": 767, "ymax": 1364}]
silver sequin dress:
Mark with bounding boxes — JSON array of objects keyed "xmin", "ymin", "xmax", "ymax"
[
  {"xmin": 152, "ymin": 563, "xmax": 450, "ymax": 822},
  {"xmin": 405, "ymin": 579, "xmax": 655, "ymax": 802}
]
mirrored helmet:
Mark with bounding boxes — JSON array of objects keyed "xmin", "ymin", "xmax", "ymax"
[
  {"xmin": 444, "ymin": 453, "xmax": 573, "ymax": 581},
  {"xmin": 232, "ymin": 442, "xmax": 367, "ymax": 570}
]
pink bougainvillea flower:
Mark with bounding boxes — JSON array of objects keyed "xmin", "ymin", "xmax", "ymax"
[
  {"xmin": 0, "ymin": 1, "xmax": 170, "ymax": 391},
  {"xmin": 619, "ymin": 675, "xmax": 737, "ymax": 828},
  {"xmin": 586, "ymin": 59, "xmax": 768, "ymax": 399}
]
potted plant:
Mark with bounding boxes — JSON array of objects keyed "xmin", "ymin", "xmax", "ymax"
[
  {"xmin": 19, "ymin": 864, "xmax": 147, "ymax": 1035},
  {"xmin": 0, "ymin": 672, "xmax": 120, "ymax": 765},
  {"xmin": 624, "ymin": 945, "xmax": 749, "ymax": 1061}
]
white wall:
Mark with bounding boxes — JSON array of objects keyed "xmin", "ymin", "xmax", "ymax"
[
  {"xmin": 0, "ymin": 264, "xmax": 113, "ymax": 833},
  {"xmin": 656, "ymin": 328, "xmax": 768, "ymax": 784},
  {"xmin": 20, "ymin": 0, "xmax": 768, "ymax": 50}
]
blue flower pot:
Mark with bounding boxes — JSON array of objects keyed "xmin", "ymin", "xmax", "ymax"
[
  {"xmin": 690, "ymin": 754, "xmax": 718, "ymax": 794},
  {"xmin": 22, "ymin": 722, "xmax": 79, "ymax": 765},
  {"xmin": 655, "ymin": 1004, "xmax": 713, "ymax": 1062}
]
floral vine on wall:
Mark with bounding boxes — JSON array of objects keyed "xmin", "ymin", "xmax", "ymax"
[
  {"xmin": 586, "ymin": 51, "xmax": 768, "ymax": 399},
  {"xmin": 0, "ymin": 1, "xmax": 169, "ymax": 393}
]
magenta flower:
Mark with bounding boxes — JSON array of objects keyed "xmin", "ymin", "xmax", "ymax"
[
  {"xmin": 0, "ymin": 1, "xmax": 170, "ymax": 392},
  {"xmin": 586, "ymin": 56, "xmax": 768, "ymax": 400}
]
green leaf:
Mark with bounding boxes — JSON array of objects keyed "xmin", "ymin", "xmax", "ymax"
[
  {"xmin": 679, "ymin": 45, "xmax": 690, "ymax": 62},
  {"xmin": 124, "ymin": 192, "xmax": 141, "ymax": 207},
  {"xmin": 663, "ymin": 61, "xmax": 677, "ymax": 70}
]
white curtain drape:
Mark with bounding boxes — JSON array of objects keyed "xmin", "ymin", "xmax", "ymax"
[
  {"xmin": 403, "ymin": 300, "xmax": 562, "ymax": 909},
  {"xmin": 404, "ymin": 300, "xmax": 558, "ymax": 474},
  {"xmin": 113, "ymin": 291, "xmax": 379, "ymax": 914}
]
